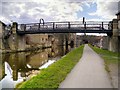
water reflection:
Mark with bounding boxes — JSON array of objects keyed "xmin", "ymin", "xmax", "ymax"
[{"xmin": 0, "ymin": 45, "xmax": 71, "ymax": 89}]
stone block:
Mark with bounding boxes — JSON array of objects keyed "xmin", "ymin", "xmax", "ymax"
[
  {"xmin": 108, "ymin": 36, "xmax": 119, "ymax": 52},
  {"xmin": 118, "ymin": 20, "xmax": 120, "ymax": 36},
  {"xmin": 0, "ymin": 22, "xmax": 6, "ymax": 50},
  {"xmin": 112, "ymin": 19, "xmax": 119, "ymax": 36}
]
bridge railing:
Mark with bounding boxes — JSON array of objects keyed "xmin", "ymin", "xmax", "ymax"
[{"xmin": 18, "ymin": 21, "xmax": 111, "ymax": 32}]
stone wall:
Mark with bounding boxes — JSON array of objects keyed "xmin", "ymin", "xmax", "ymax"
[
  {"xmin": 0, "ymin": 22, "xmax": 5, "ymax": 50},
  {"xmin": 118, "ymin": 16, "xmax": 120, "ymax": 52},
  {"xmin": 0, "ymin": 33, "xmax": 2, "ymax": 50},
  {"xmin": 0, "ymin": 22, "xmax": 26, "ymax": 51},
  {"xmin": 108, "ymin": 36, "xmax": 119, "ymax": 52},
  {"xmin": 107, "ymin": 16, "xmax": 120, "ymax": 52},
  {"xmin": 101, "ymin": 36, "xmax": 109, "ymax": 49},
  {"xmin": 112, "ymin": 19, "xmax": 119, "ymax": 36},
  {"xmin": 26, "ymin": 34, "xmax": 49, "ymax": 47}
]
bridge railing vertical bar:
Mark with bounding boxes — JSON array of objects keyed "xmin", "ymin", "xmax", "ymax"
[
  {"xmin": 84, "ymin": 22, "xmax": 86, "ymax": 34},
  {"xmin": 39, "ymin": 18, "xmax": 45, "ymax": 30},
  {"xmin": 84, "ymin": 22, "xmax": 86, "ymax": 29},
  {"xmin": 53, "ymin": 22, "xmax": 55, "ymax": 30},
  {"xmin": 20, "ymin": 24, "xmax": 26, "ymax": 32},
  {"xmin": 108, "ymin": 23, "xmax": 110, "ymax": 30},
  {"xmin": 68, "ymin": 22, "xmax": 70, "ymax": 29},
  {"xmin": 102, "ymin": 22, "xmax": 104, "ymax": 30},
  {"xmin": 24, "ymin": 25, "xmax": 26, "ymax": 32},
  {"xmin": 39, "ymin": 23, "xmax": 40, "ymax": 30}
]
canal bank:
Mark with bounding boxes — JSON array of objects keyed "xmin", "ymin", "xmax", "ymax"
[{"xmin": 17, "ymin": 45, "xmax": 84, "ymax": 88}]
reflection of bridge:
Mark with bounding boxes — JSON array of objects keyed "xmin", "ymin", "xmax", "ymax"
[{"xmin": 17, "ymin": 20, "xmax": 112, "ymax": 35}]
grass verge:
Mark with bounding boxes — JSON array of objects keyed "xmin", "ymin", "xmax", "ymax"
[{"xmin": 18, "ymin": 45, "xmax": 84, "ymax": 89}]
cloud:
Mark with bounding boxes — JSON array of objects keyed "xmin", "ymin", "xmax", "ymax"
[
  {"xmin": 0, "ymin": 0, "xmax": 119, "ymax": 24},
  {"xmin": 0, "ymin": 15, "xmax": 11, "ymax": 24},
  {"xmin": 0, "ymin": 0, "xmax": 84, "ymax": 24},
  {"xmin": 88, "ymin": 0, "xmax": 119, "ymax": 20}
]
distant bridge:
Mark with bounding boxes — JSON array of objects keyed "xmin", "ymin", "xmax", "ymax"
[{"xmin": 17, "ymin": 19, "xmax": 112, "ymax": 35}]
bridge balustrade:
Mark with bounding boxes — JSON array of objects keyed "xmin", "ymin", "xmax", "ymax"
[{"xmin": 17, "ymin": 21, "xmax": 112, "ymax": 34}]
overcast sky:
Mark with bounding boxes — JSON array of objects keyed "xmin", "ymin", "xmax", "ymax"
[{"xmin": 0, "ymin": 0, "xmax": 119, "ymax": 24}]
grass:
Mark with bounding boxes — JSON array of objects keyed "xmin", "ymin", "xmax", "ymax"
[
  {"xmin": 18, "ymin": 45, "xmax": 84, "ymax": 89},
  {"xmin": 89, "ymin": 44, "xmax": 119, "ymax": 72}
]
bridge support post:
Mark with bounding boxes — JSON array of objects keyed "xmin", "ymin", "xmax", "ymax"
[
  {"xmin": 108, "ymin": 36, "xmax": 118, "ymax": 52},
  {"xmin": 9, "ymin": 22, "xmax": 18, "ymax": 50},
  {"xmin": 17, "ymin": 34, "xmax": 26, "ymax": 51},
  {"xmin": 9, "ymin": 22, "xmax": 26, "ymax": 51},
  {"xmin": 118, "ymin": 19, "xmax": 120, "ymax": 52},
  {"xmin": 108, "ymin": 19, "xmax": 119, "ymax": 52}
]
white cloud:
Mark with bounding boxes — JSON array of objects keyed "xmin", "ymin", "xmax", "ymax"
[
  {"xmin": 88, "ymin": 0, "xmax": 119, "ymax": 20},
  {"xmin": 0, "ymin": 0, "xmax": 119, "ymax": 24},
  {"xmin": 0, "ymin": 0, "xmax": 84, "ymax": 24},
  {"xmin": 0, "ymin": 15, "xmax": 11, "ymax": 24}
]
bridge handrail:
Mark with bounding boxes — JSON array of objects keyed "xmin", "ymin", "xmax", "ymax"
[
  {"xmin": 18, "ymin": 21, "xmax": 110, "ymax": 25},
  {"xmin": 17, "ymin": 20, "xmax": 113, "ymax": 32}
]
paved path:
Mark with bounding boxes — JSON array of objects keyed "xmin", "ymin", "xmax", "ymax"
[{"xmin": 59, "ymin": 44, "xmax": 113, "ymax": 88}]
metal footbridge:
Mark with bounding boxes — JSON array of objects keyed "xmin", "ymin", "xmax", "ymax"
[{"xmin": 17, "ymin": 19, "xmax": 112, "ymax": 35}]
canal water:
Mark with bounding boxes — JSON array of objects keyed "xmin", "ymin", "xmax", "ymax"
[{"xmin": 0, "ymin": 45, "xmax": 72, "ymax": 89}]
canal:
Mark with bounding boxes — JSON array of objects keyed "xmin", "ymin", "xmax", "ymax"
[{"xmin": 0, "ymin": 45, "xmax": 72, "ymax": 89}]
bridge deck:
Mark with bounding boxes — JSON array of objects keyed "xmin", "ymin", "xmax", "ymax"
[
  {"xmin": 17, "ymin": 29, "xmax": 112, "ymax": 34},
  {"xmin": 17, "ymin": 21, "xmax": 112, "ymax": 34}
]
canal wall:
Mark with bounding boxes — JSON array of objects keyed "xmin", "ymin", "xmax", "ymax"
[
  {"xmin": 25, "ymin": 34, "xmax": 49, "ymax": 48},
  {"xmin": 0, "ymin": 22, "xmax": 26, "ymax": 52},
  {"xmin": 117, "ymin": 0, "xmax": 120, "ymax": 53},
  {"xmin": 0, "ymin": 21, "xmax": 6, "ymax": 50},
  {"xmin": 118, "ymin": 14, "xmax": 120, "ymax": 52}
]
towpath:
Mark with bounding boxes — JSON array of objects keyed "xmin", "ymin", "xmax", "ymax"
[{"xmin": 59, "ymin": 44, "xmax": 113, "ymax": 88}]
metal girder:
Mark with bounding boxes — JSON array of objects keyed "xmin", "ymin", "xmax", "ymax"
[{"xmin": 17, "ymin": 28, "xmax": 112, "ymax": 35}]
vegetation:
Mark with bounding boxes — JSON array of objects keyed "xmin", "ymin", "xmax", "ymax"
[
  {"xmin": 18, "ymin": 45, "xmax": 84, "ymax": 89},
  {"xmin": 89, "ymin": 44, "xmax": 119, "ymax": 72}
]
